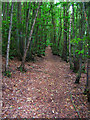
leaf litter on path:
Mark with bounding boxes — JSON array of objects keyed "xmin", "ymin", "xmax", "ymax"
[{"xmin": 2, "ymin": 46, "xmax": 89, "ymax": 118}]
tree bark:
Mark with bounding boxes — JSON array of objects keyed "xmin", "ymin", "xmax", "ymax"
[
  {"xmin": 50, "ymin": 3, "xmax": 56, "ymax": 44},
  {"xmin": 57, "ymin": 8, "xmax": 62, "ymax": 52},
  {"xmin": 62, "ymin": 4, "xmax": 67, "ymax": 62},
  {"xmin": 72, "ymin": 3, "xmax": 77, "ymax": 71},
  {"xmin": 24, "ymin": 2, "xmax": 31, "ymax": 52},
  {"xmin": 5, "ymin": 2, "xmax": 14, "ymax": 71},
  {"xmin": 75, "ymin": 4, "xmax": 83, "ymax": 83},
  {"xmin": 69, "ymin": 12, "xmax": 72, "ymax": 69},
  {"xmin": 7, "ymin": 2, "xmax": 9, "ymax": 19},
  {"xmin": 2, "ymin": 2, "xmax": 6, "ymax": 21},
  {"xmin": 20, "ymin": 3, "xmax": 41, "ymax": 70},
  {"xmin": 83, "ymin": 3, "xmax": 90, "ymax": 35},
  {"xmin": 83, "ymin": 3, "xmax": 90, "ymax": 102},
  {"xmin": 16, "ymin": 2, "xmax": 22, "ymax": 59}
]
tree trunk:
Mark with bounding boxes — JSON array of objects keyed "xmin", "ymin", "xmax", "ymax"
[
  {"xmin": 20, "ymin": 3, "xmax": 41, "ymax": 70},
  {"xmin": 75, "ymin": 4, "xmax": 83, "ymax": 83},
  {"xmin": 38, "ymin": 6, "xmax": 42, "ymax": 52},
  {"xmin": 86, "ymin": 58, "xmax": 90, "ymax": 102},
  {"xmin": 29, "ymin": 2, "xmax": 36, "ymax": 55},
  {"xmin": 57, "ymin": 8, "xmax": 62, "ymax": 52},
  {"xmin": 7, "ymin": 2, "xmax": 9, "ymax": 20},
  {"xmin": 72, "ymin": 3, "xmax": 77, "ymax": 71},
  {"xmin": 83, "ymin": 3, "xmax": 90, "ymax": 35},
  {"xmin": 83, "ymin": 2, "xmax": 90, "ymax": 102},
  {"xmin": 2, "ymin": 2, "xmax": 6, "ymax": 21},
  {"xmin": 50, "ymin": 3, "xmax": 56, "ymax": 45},
  {"xmin": 17, "ymin": 2, "xmax": 24, "ymax": 58},
  {"xmin": 62, "ymin": 4, "xmax": 67, "ymax": 62},
  {"xmin": 75, "ymin": 52, "xmax": 82, "ymax": 84},
  {"xmin": 69, "ymin": 13, "xmax": 72, "ymax": 69},
  {"xmin": 16, "ymin": 2, "xmax": 22, "ymax": 59},
  {"xmin": 5, "ymin": 2, "xmax": 14, "ymax": 71},
  {"xmin": 24, "ymin": 2, "xmax": 30, "ymax": 52}
]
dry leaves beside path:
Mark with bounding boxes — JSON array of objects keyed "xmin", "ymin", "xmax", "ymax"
[{"xmin": 2, "ymin": 46, "xmax": 89, "ymax": 118}]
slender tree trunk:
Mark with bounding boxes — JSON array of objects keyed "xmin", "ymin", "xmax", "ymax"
[
  {"xmin": 20, "ymin": 3, "xmax": 41, "ymax": 70},
  {"xmin": 83, "ymin": 3, "xmax": 90, "ymax": 35},
  {"xmin": 62, "ymin": 4, "xmax": 67, "ymax": 62},
  {"xmin": 57, "ymin": 8, "xmax": 62, "ymax": 52},
  {"xmin": 72, "ymin": 3, "xmax": 78, "ymax": 72},
  {"xmin": 5, "ymin": 2, "xmax": 14, "ymax": 71},
  {"xmin": 75, "ymin": 49, "xmax": 82, "ymax": 83},
  {"xmin": 29, "ymin": 2, "xmax": 36, "ymax": 54},
  {"xmin": 34, "ymin": 25, "xmax": 39, "ymax": 50},
  {"xmin": 75, "ymin": 4, "xmax": 83, "ymax": 83},
  {"xmin": 69, "ymin": 13, "xmax": 72, "ymax": 69},
  {"xmin": 38, "ymin": 7, "xmax": 42, "ymax": 52},
  {"xmin": 20, "ymin": 3, "xmax": 24, "ymax": 57},
  {"xmin": 87, "ymin": 52, "xmax": 90, "ymax": 102},
  {"xmin": 2, "ymin": 2, "xmax": 6, "ymax": 21},
  {"xmin": 7, "ymin": 2, "xmax": 9, "ymax": 20},
  {"xmin": 50, "ymin": 3, "xmax": 56, "ymax": 45},
  {"xmin": 16, "ymin": 2, "xmax": 22, "ymax": 59},
  {"xmin": 24, "ymin": 2, "xmax": 30, "ymax": 52},
  {"xmin": 17, "ymin": 2, "xmax": 24, "ymax": 57},
  {"xmin": 83, "ymin": 3, "xmax": 90, "ymax": 101}
]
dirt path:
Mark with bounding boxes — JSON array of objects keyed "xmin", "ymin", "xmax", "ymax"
[{"xmin": 2, "ymin": 46, "xmax": 89, "ymax": 118}]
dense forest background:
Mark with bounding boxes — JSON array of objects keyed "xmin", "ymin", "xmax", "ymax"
[{"xmin": 2, "ymin": 2, "xmax": 90, "ymax": 100}]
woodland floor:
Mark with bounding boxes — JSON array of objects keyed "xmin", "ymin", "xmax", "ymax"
[{"xmin": 2, "ymin": 46, "xmax": 90, "ymax": 119}]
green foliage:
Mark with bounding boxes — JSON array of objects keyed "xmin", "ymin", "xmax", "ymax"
[
  {"xmin": 71, "ymin": 36, "xmax": 89, "ymax": 60},
  {"xmin": 19, "ymin": 66, "xmax": 23, "ymax": 72},
  {"xmin": 71, "ymin": 38, "xmax": 82, "ymax": 44},
  {"xmin": 82, "ymin": 65, "xmax": 86, "ymax": 73},
  {"xmin": 83, "ymin": 88, "xmax": 89, "ymax": 95},
  {"xmin": 51, "ymin": 44, "xmax": 59, "ymax": 56},
  {"xmin": 70, "ymin": 64, "xmax": 74, "ymax": 70},
  {"xmin": 17, "ymin": 66, "xmax": 27, "ymax": 72},
  {"xmin": 75, "ymin": 49, "xmax": 84, "ymax": 55},
  {"xmin": 2, "ymin": 2, "xmax": 89, "ymax": 71},
  {"xmin": 3, "ymin": 70, "xmax": 11, "ymax": 77}
]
